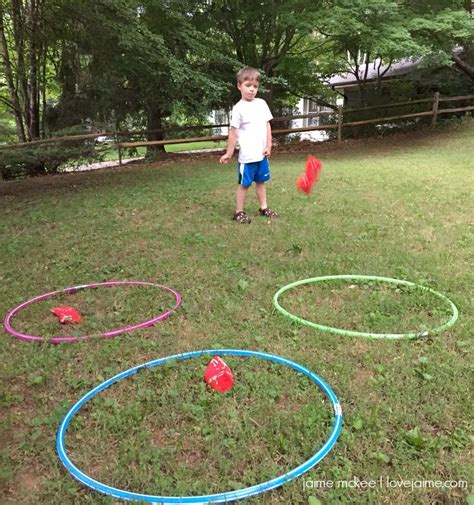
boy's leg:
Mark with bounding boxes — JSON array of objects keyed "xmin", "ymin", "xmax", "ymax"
[
  {"xmin": 236, "ymin": 184, "xmax": 249, "ymax": 213},
  {"xmin": 234, "ymin": 185, "xmax": 251, "ymax": 223},
  {"xmin": 255, "ymin": 182, "xmax": 267, "ymax": 210},
  {"xmin": 254, "ymin": 157, "xmax": 278, "ymax": 218},
  {"xmin": 254, "ymin": 158, "xmax": 269, "ymax": 209},
  {"xmin": 256, "ymin": 182, "xmax": 279, "ymax": 218},
  {"xmin": 236, "ymin": 161, "xmax": 254, "ymax": 214}
]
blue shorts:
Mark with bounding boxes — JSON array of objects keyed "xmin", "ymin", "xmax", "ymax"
[{"xmin": 237, "ymin": 157, "xmax": 270, "ymax": 187}]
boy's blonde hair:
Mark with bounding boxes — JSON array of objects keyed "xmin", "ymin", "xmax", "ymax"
[{"xmin": 236, "ymin": 67, "xmax": 261, "ymax": 84}]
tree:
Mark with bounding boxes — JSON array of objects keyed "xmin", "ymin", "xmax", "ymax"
[
  {"xmin": 406, "ymin": 0, "xmax": 474, "ymax": 80},
  {"xmin": 0, "ymin": 0, "xmax": 230, "ymax": 155},
  {"xmin": 315, "ymin": 0, "xmax": 431, "ymax": 107},
  {"xmin": 309, "ymin": 0, "xmax": 474, "ymax": 107},
  {"xmin": 133, "ymin": 0, "xmax": 230, "ymax": 155},
  {"xmin": 0, "ymin": 0, "xmax": 51, "ymax": 142},
  {"xmin": 45, "ymin": 0, "xmax": 230, "ymax": 157},
  {"xmin": 42, "ymin": 0, "xmax": 174, "ymax": 135},
  {"xmin": 197, "ymin": 0, "xmax": 328, "ymax": 112}
]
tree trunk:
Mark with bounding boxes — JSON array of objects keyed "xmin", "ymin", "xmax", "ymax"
[
  {"xmin": 28, "ymin": 0, "xmax": 41, "ymax": 139},
  {"xmin": 41, "ymin": 45, "xmax": 47, "ymax": 136},
  {"xmin": 0, "ymin": 5, "xmax": 26, "ymax": 141},
  {"xmin": 146, "ymin": 109, "xmax": 166, "ymax": 159},
  {"xmin": 464, "ymin": 0, "xmax": 472, "ymax": 16},
  {"xmin": 452, "ymin": 48, "xmax": 474, "ymax": 80},
  {"xmin": 11, "ymin": 0, "xmax": 32, "ymax": 140},
  {"xmin": 8, "ymin": 0, "xmax": 46, "ymax": 174},
  {"xmin": 56, "ymin": 42, "xmax": 82, "ymax": 129}
]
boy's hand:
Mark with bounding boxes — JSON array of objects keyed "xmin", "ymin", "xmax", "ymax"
[
  {"xmin": 263, "ymin": 145, "xmax": 271, "ymax": 157},
  {"xmin": 220, "ymin": 153, "xmax": 232, "ymax": 164}
]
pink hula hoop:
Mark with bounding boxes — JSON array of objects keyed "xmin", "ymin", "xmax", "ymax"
[{"xmin": 3, "ymin": 281, "xmax": 182, "ymax": 344}]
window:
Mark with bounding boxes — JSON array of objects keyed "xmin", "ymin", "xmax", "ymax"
[{"xmin": 303, "ymin": 100, "xmax": 331, "ymax": 127}]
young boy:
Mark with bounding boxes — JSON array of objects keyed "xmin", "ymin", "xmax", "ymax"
[{"xmin": 219, "ymin": 67, "xmax": 278, "ymax": 224}]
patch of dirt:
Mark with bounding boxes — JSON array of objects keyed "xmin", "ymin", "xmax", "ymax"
[
  {"xmin": 1, "ymin": 377, "xmax": 38, "ymax": 431},
  {"xmin": 4, "ymin": 467, "xmax": 44, "ymax": 504},
  {"xmin": 350, "ymin": 365, "xmax": 374, "ymax": 386},
  {"xmin": 150, "ymin": 427, "xmax": 169, "ymax": 447},
  {"xmin": 174, "ymin": 437, "xmax": 206, "ymax": 468},
  {"xmin": 274, "ymin": 389, "xmax": 302, "ymax": 412}
]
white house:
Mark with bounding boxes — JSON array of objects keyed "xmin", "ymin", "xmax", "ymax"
[{"xmin": 290, "ymin": 98, "xmax": 331, "ymax": 141}]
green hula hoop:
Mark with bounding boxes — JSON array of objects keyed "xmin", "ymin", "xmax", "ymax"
[{"xmin": 272, "ymin": 275, "xmax": 458, "ymax": 340}]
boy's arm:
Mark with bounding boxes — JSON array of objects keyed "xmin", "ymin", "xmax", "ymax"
[
  {"xmin": 263, "ymin": 121, "xmax": 272, "ymax": 157},
  {"xmin": 219, "ymin": 127, "xmax": 238, "ymax": 164}
]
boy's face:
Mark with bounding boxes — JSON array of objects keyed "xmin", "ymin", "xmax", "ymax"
[{"xmin": 237, "ymin": 79, "xmax": 259, "ymax": 101}]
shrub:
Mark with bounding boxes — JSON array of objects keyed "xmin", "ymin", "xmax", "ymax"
[{"xmin": 0, "ymin": 138, "xmax": 104, "ymax": 180}]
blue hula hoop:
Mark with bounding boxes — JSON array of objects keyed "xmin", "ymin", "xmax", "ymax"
[{"xmin": 57, "ymin": 349, "xmax": 342, "ymax": 503}]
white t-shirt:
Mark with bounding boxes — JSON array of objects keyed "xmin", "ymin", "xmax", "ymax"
[{"xmin": 230, "ymin": 98, "xmax": 273, "ymax": 163}]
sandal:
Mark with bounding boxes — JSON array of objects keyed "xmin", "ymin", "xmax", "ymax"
[
  {"xmin": 259, "ymin": 207, "xmax": 279, "ymax": 218},
  {"xmin": 233, "ymin": 211, "xmax": 251, "ymax": 224}
]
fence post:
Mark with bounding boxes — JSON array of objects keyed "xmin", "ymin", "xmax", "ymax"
[
  {"xmin": 431, "ymin": 92, "xmax": 440, "ymax": 128},
  {"xmin": 337, "ymin": 105, "xmax": 343, "ymax": 143},
  {"xmin": 114, "ymin": 131, "xmax": 122, "ymax": 166}
]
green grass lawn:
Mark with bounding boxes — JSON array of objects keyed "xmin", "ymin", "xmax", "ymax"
[
  {"xmin": 0, "ymin": 122, "xmax": 473, "ymax": 504},
  {"xmin": 164, "ymin": 140, "xmax": 227, "ymax": 153},
  {"xmin": 101, "ymin": 140, "xmax": 227, "ymax": 161}
]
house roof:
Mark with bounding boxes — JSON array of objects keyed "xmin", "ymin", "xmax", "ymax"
[
  {"xmin": 328, "ymin": 57, "xmax": 421, "ymax": 87},
  {"xmin": 329, "ymin": 47, "xmax": 463, "ymax": 87}
]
